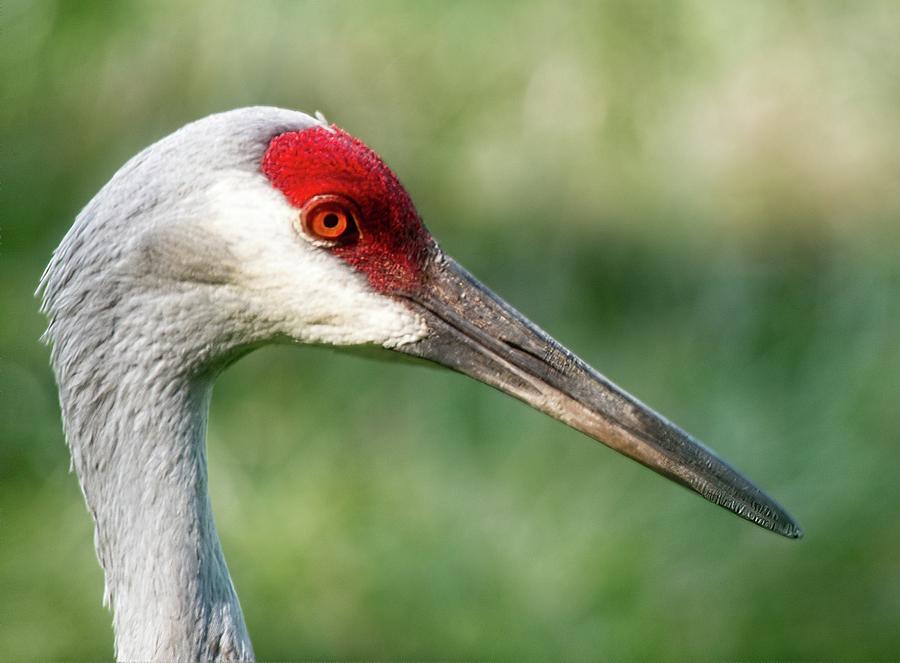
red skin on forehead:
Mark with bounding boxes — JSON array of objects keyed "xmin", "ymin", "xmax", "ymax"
[{"xmin": 261, "ymin": 125, "xmax": 434, "ymax": 294}]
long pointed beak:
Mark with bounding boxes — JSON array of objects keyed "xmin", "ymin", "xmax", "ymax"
[{"xmin": 394, "ymin": 253, "xmax": 802, "ymax": 539}]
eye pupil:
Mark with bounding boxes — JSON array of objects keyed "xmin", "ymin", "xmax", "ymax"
[{"xmin": 322, "ymin": 213, "xmax": 340, "ymax": 229}]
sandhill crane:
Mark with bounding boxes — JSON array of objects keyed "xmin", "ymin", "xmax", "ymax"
[{"xmin": 39, "ymin": 107, "xmax": 801, "ymax": 662}]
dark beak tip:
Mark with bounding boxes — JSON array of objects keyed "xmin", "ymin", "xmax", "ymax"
[
  {"xmin": 785, "ymin": 521, "xmax": 804, "ymax": 540},
  {"xmin": 763, "ymin": 508, "xmax": 803, "ymax": 540}
]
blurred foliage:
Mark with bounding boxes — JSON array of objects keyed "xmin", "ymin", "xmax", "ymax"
[{"xmin": 1, "ymin": 0, "xmax": 899, "ymax": 660}]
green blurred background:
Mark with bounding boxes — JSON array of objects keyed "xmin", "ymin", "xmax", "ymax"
[{"xmin": 2, "ymin": 1, "xmax": 899, "ymax": 660}]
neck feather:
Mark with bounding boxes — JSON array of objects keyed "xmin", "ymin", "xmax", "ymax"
[{"xmin": 56, "ymin": 346, "xmax": 254, "ymax": 661}]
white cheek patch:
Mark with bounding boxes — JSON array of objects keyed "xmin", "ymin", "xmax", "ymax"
[{"xmin": 203, "ymin": 173, "xmax": 427, "ymax": 348}]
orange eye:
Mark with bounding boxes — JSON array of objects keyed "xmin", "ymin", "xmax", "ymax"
[{"xmin": 299, "ymin": 194, "xmax": 360, "ymax": 243}]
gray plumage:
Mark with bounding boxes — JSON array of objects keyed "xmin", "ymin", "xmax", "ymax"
[{"xmin": 40, "ymin": 107, "xmax": 324, "ymax": 661}]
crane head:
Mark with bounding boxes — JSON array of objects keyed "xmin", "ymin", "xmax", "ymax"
[{"xmin": 43, "ymin": 107, "xmax": 801, "ymax": 540}]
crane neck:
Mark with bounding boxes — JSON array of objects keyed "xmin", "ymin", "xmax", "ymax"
[{"xmin": 58, "ymin": 354, "xmax": 254, "ymax": 661}]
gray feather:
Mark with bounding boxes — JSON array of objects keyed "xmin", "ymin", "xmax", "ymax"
[{"xmin": 39, "ymin": 107, "xmax": 319, "ymax": 662}]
